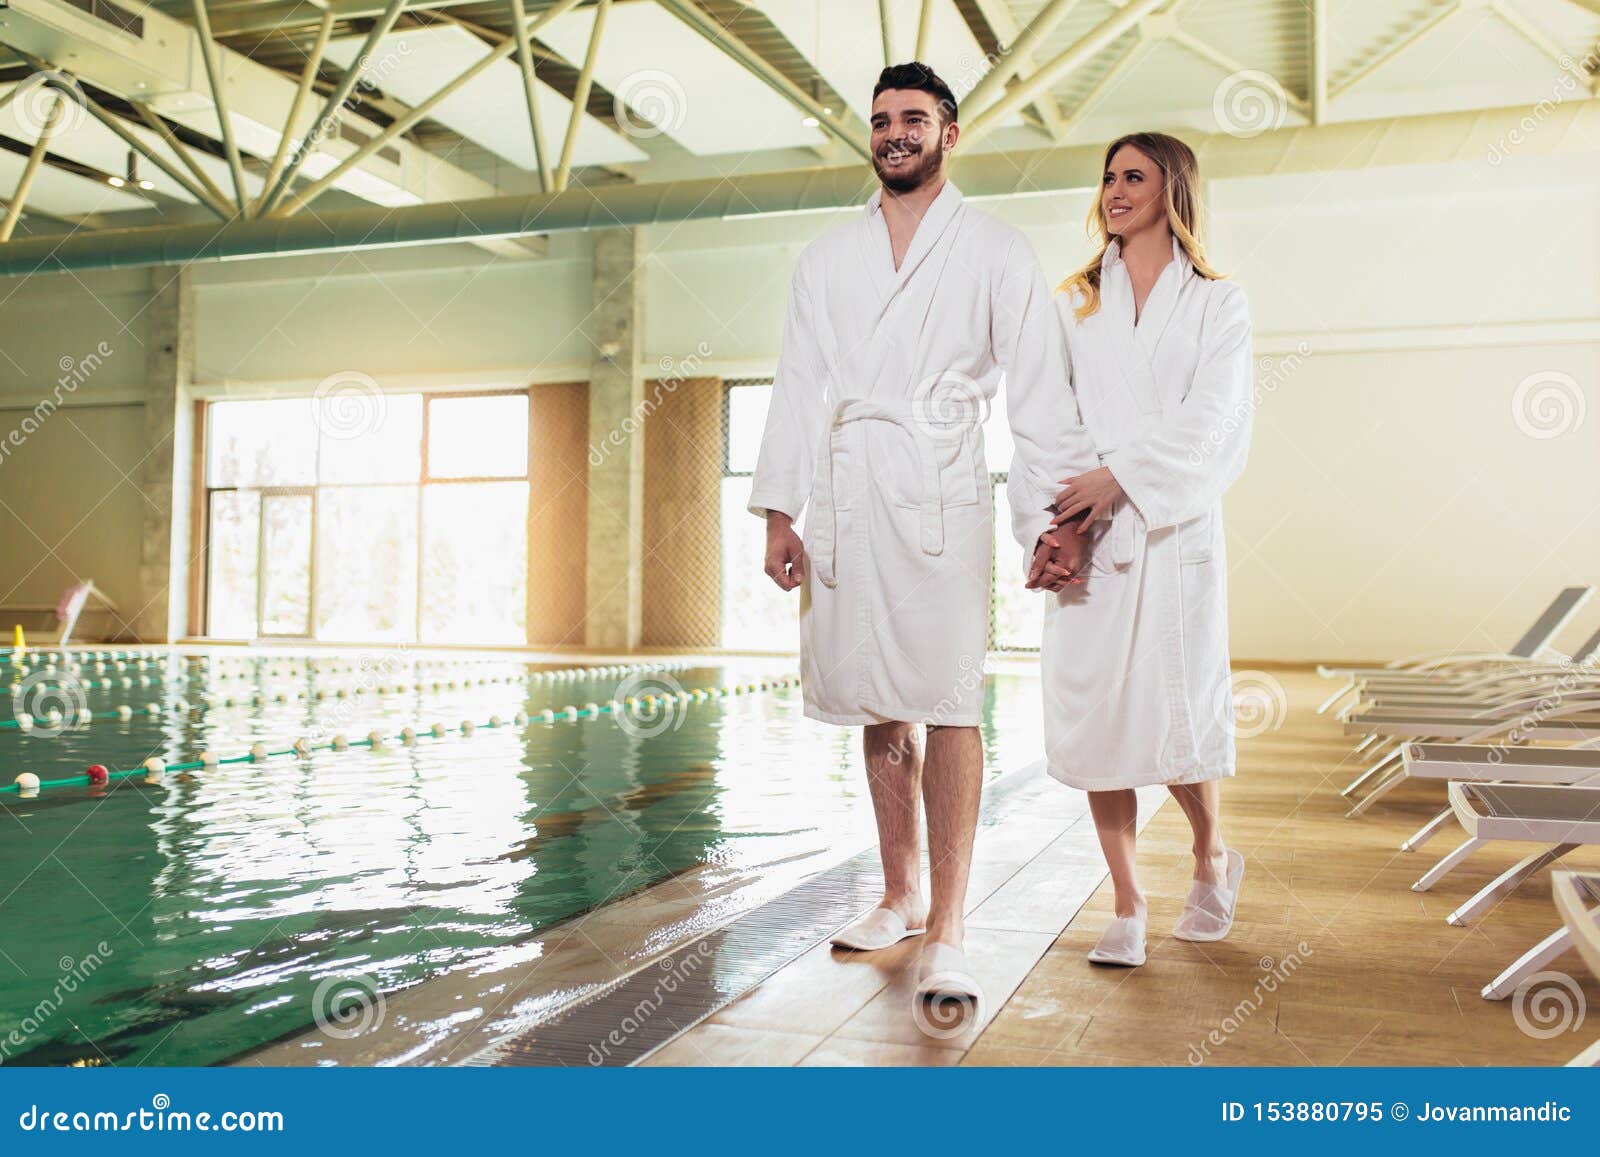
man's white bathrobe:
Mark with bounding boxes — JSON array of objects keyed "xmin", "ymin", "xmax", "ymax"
[
  {"xmin": 1043, "ymin": 235, "xmax": 1254, "ymax": 790},
  {"xmin": 749, "ymin": 180, "xmax": 1097, "ymax": 727}
]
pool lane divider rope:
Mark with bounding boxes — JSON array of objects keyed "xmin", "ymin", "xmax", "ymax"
[
  {"xmin": 1, "ymin": 660, "xmax": 701, "ymax": 734},
  {"xmin": 2, "ymin": 673, "xmax": 801, "ymax": 798}
]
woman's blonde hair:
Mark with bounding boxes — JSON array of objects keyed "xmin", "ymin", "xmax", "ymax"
[{"xmin": 1058, "ymin": 131, "xmax": 1225, "ymax": 321}]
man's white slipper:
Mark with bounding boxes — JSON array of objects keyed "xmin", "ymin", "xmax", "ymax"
[
  {"xmin": 830, "ymin": 907, "xmax": 925, "ymax": 952},
  {"xmin": 914, "ymin": 941, "xmax": 983, "ymax": 1003},
  {"xmin": 1173, "ymin": 849, "xmax": 1245, "ymax": 942},
  {"xmin": 1086, "ymin": 911, "xmax": 1147, "ymax": 966}
]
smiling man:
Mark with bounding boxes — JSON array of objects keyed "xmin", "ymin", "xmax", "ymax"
[{"xmin": 748, "ymin": 63, "xmax": 1098, "ymax": 1009}]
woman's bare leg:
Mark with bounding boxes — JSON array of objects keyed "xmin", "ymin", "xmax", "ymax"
[
  {"xmin": 1167, "ymin": 780, "xmax": 1228, "ymax": 884},
  {"xmin": 1087, "ymin": 788, "xmax": 1145, "ymax": 918}
]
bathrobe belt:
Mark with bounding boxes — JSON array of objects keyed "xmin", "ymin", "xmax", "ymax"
[
  {"xmin": 809, "ymin": 398, "xmax": 949, "ymax": 589},
  {"xmin": 1095, "ymin": 446, "xmax": 1142, "ymax": 568}
]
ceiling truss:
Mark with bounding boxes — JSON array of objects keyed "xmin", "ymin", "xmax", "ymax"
[{"xmin": 0, "ymin": 0, "xmax": 1595, "ymax": 246}]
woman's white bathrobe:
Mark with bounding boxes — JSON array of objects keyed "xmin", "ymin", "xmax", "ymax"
[
  {"xmin": 1043, "ymin": 235, "xmax": 1254, "ymax": 790},
  {"xmin": 749, "ymin": 180, "xmax": 1098, "ymax": 727}
]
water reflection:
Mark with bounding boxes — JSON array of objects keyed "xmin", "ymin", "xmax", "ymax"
[{"xmin": 0, "ymin": 655, "xmax": 1042, "ymax": 1066}]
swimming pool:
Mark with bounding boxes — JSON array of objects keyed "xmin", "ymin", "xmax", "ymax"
[{"xmin": 0, "ymin": 649, "xmax": 1044, "ymax": 1067}]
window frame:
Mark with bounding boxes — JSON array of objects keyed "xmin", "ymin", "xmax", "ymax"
[{"xmin": 199, "ymin": 388, "xmax": 532, "ymax": 643}]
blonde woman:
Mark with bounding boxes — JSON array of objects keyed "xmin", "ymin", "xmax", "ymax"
[{"xmin": 1036, "ymin": 131, "xmax": 1254, "ymax": 966}]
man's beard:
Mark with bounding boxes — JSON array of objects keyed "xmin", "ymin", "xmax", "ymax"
[{"xmin": 873, "ymin": 141, "xmax": 942, "ymax": 193}]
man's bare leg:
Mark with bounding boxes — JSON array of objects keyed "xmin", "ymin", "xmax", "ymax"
[
  {"xmin": 863, "ymin": 721, "xmax": 928, "ymax": 929},
  {"xmin": 921, "ymin": 724, "xmax": 983, "ymax": 948}
]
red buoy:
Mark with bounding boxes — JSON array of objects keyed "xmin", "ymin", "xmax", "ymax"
[{"xmin": 86, "ymin": 763, "xmax": 109, "ymax": 785}]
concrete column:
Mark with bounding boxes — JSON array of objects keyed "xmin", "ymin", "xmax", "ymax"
[
  {"xmin": 135, "ymin": 268, "xmax": 193, "ymax": 642},
  {"xmin": 584, "ymin": 227, "xmax": 645, "ymax": 650}
]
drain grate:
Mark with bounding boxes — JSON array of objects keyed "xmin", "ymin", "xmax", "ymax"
[{"xmin": 462, "ymin": 763, "xmax": 1044, "ymax": 1067}]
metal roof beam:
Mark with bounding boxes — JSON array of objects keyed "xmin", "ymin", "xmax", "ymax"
[{"xmin": 9, "ymin": 97, "xmax": 1600, "ymax": 272}]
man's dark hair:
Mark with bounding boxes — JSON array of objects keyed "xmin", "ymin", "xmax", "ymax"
[{"xmin": 872, "ymin": 62, "xmax": 958, "ymax": 125}]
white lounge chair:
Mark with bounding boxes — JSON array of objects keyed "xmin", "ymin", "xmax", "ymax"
[
  {"xmin": 1413, "ymin": 780, "xmax": 1600, "ymax": 930},
  {"xmin": 1479, "ymin": 869, "xmax": 1600, "ymax": 1040},
  {"xmin": 1317, "ymin": 586, "xmax": 1593, "ymax": 715},
  {"xmin": 1339, "ymin": 686, "xmax": 1600, "ymax": 815},
  {"xmin": 1353, "ymin": 637, "xmax": 1600, "ymax": 712},
  {"xmin": 1550, "ymin": 871, "xmax": 1600, "ymax": 1066}
]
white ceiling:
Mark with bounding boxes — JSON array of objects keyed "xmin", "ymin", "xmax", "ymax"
[
  {"xmin": 755, "ymin": 0, "xmax": 1025, "ymax": 127},
  {"xmin": 1, "ymin": 0, "xmax": 1597, "ymax": 225},
  {"xmin": 0, "ymin": 143, "xmax": 149, "ymax": 216},
  {"xmin": 324, "ymin": 26, "xmax": 650, "ymax": 173},
  {"xmin": 537, "ymin": 2, "xmax": 831, "ymax": 156},
  {"xmin": 0, "ymin": 82, "xmax": 264, "ymax": 209}
]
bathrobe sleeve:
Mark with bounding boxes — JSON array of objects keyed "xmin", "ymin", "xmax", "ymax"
[
  {"xmin": 992, "ymin": 233, "xmax": 1100, "ymax": 559},
  {"xmin": 1100, "ymin": 282, "xmax": 1253, "ymax": 531},
  {"xmin": 748, "ymin": 257, "xmax": 832, "ymax": 523}
]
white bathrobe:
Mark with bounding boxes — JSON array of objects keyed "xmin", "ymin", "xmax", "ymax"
[
  {"xmin": 749, "ymin": 180, "xmax": 1098, "ymax": 727},
  {"xmin": 1043, "ymin": 235, "xmax": 1254, "ymax": 790}
]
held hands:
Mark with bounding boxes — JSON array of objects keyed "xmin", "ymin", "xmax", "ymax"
[
  {"xmin": 764, "ymin": 511, "xmax": 805, "ymax": 591},
  {"xmin": 1025, "ymin": 527, "xmax": 1089, "ymax": 592},
  {"xmin": 1052, "ymin": 467, "xmax": 1126, "ymax": 531}
]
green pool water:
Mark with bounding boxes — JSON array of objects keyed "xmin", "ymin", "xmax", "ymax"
[{"xmin": 0, "ymin": 651, "xmax": 1044, "ymax": 1067}]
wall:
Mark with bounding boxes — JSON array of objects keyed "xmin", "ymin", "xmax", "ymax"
[
  {"xmin": 0, "ymin": 147, "xmax": 1595, "ymax": 660},
  {"xmin": 0, "ymin": 269, "xmax": 151, "ymax": 638}
]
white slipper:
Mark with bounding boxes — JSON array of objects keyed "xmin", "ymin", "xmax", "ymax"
[
  {"xmin": 1173, "ymin": 849, "xmax": 1245, "ymax": 942},
  {"xmin": 1086, "ymin": 910, "xmax": 1147, "ymax": 966},
  {"xmin": 914, "ymin": 941, "xmax": 983, "ymax": 1003},
  {"xmin": 830, "ymin": 907, "xmax": 925, "ymax": 952}
]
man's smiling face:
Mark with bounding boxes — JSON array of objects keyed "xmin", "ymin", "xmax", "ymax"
[{"xmin": 869, "ymin": 88, "xmax": 953, "ymax": 194}]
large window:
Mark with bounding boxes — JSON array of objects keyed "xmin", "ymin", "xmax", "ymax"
[
  {"xmin": 719, "ymin": 381, "xmax": 1042, "ymax": 652},
  {"xmin": 204, "ymin": 392, "xmax": 529, "ymax": 644}
]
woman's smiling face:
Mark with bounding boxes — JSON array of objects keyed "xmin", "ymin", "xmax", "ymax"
[{"xmin": 1102, "ymin": 143, "xmax": 1164, "ymax": 240}]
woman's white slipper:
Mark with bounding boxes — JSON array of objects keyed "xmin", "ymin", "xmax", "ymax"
[
  {"xmin": 1086, "ymin": 911, "xmax": 1147, "ymax": 966},
  {"xmin": 830, "ymin": 907, "xmax": 925, "ymax": 951},
  {"xmin": 1173, "ymin": 849, "xmax": 1245, "ymax": 942},
  {"xmin": 914, "ymin": 942, "xmax": 983, "ymax": 1003}
]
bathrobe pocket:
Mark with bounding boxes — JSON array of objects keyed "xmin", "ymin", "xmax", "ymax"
[{"xmin": 1177, "ymin": 507, "xmax": 1216, "ymax": 563}]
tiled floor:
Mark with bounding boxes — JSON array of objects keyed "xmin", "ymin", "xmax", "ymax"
[{"xmin": 646, "ymin": 670, "xmax": 1600, "ymax": 1066}]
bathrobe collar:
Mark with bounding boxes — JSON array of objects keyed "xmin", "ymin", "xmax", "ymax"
[
  {"xmin": 1101, "ymin": 232, "xmax": 1192, "ymax": 353},
  {"xmin": 862, "ymin": 179, "xmax": 965, "ymax": 299}
]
